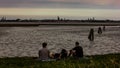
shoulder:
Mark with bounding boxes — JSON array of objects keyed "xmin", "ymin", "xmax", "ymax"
[
  {"xmin": 73, "ymin": 47, "xmax": 77, "ymax": 50},
  {"xmin": 77, "ymin": 46, "xmax": 83, "ymax": 49},
  {"xmin": 39, "ymin": 50, "xmax": 41, "ymax": 52},
  {"xmin": 39, "ymin": 49, "xmax": 43, "ymax": 52},
  {"xmin": 44, "ymin": 48, "xmax": 49, "ymax": 50}
]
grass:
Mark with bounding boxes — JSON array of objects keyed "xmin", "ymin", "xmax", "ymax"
[{"xmin": 0, "ymin": 53, "xmax": 120, "ymax": 68}]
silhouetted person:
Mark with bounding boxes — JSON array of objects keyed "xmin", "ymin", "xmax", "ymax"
[
  {"xmin": 60, "ymin": 49, "xmax": 68, "ymax": 59},
  {"xmin": 88, "ymin": 28, "xmax": 94, "ymax": 41},
  {"xmin": 72, "ymin": 42, "xmax": 83, "ymax": 58},
  {"xmin": 38, "ymin": 42, "xmax": 50, "ymax": 61},
  {"xmin": 103, "ymin": 26, "xmax": 106, "ymax": 31},
  {"xmin": 98, "ymin": 27, "xmax": 102, "ymax": 34},
  {"xmin": 54, "ymin": 53, "xmax": 61, "ymax": 60}
]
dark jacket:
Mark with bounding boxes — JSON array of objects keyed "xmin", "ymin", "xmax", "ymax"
[{"xmin": 73, "ymin": 46, "xmax": 83, "ymax": 58}]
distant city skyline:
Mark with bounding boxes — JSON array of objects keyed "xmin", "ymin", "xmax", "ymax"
[{"xmin": 0, "ymin": 0, "xmax": 120, "ymax": 20}]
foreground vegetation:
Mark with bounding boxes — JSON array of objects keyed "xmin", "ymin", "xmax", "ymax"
[{"xmin": 0, "ymin": 53, "xmax": 120, "ymax": 68}]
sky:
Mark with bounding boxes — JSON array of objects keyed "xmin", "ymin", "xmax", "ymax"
[{"xmin": 0, "ymin": 0, "xmax": 120, "ymax": 20}]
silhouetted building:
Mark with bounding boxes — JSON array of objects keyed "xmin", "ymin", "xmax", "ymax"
[{"xmin": 57, "ymin": 16, "xmax": 60, "ymax": 21}]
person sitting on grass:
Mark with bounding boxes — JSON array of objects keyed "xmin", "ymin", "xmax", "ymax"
[
  {"xmin": 70, "ymin": 42, "xmax": 83, "ymax": 58},
  {"xmin": 53, "ymin": 49, "xmax": 68, "ymax": 60},
  {"xmin": 53, "ymin": 53, "xmax": 61, "ymax": 60},
  {"xmin": 38, "ymin": 42, "xmax": 50, "ymax": 61},
  {"xmin": 60, "ymin": 49, "xmax": 68, "ymax": 59}
]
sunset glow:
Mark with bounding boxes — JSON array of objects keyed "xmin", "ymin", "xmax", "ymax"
[{"xmin": 0, "ymin": 0, "xmax": 120, "ymax": 20}]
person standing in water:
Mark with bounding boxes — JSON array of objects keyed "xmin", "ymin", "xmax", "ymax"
[
  {"xmin": 88, "ymin": 28, "xmax": 94, "ymax": 41},
  {"xmin": 103, "ymin": 26, "xmax": 106, "ymax": 31},
  {"xmin": 98, "ymin": 27, "xmax": 102, "ymax": 35}
]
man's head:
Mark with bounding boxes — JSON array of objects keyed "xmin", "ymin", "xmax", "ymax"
[
  {"xmin": 75, "ymin": 42, "xmax": 79, "ymax": 46},
  {"xmin": 42, "ymin": 42, "xmax": 47, "ymax": 48}
]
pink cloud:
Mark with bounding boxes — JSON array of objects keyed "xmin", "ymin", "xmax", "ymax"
[
  {"xmin": 112, "ymin": 0, "xmax": 120, "ymax": 6},
  {"xmin": 49, "ymin": 0, "xmax": 117, "ymax": 6},
  {"xmin": 0, "ymin": 0, "xmax": 120, "ymax": 8},
  {"xmin": 82, "ymin": 0, "xmax": 113, "ymax": 5}
]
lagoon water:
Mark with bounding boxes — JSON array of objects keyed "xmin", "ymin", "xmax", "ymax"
[{"xmin": 0, "ymin": 25, "xmax": 120, "ymax": 57}]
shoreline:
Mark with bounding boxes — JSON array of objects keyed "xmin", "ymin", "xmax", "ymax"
[{"xmin": 0, "ymin": 22, "xmax": 120, "ymax": 27}]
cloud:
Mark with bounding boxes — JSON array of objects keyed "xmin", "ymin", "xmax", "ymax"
[{"xmin": 0, "ymin": 0, "xmax": 119, "ymax": 9}]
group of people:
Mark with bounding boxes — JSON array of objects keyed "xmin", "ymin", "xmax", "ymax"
[
  {"xmin": 88, "ymin": 26, "xmax": 104, "ymax": 41},
  {"xmin": 38, "ymin": 42, "xmax": 83, "ymax": 61}
]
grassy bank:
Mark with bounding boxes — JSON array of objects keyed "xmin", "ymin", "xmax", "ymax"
[{"xmin": 0, "ymin": 53, "xmax": 120, "ymax": 68}]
